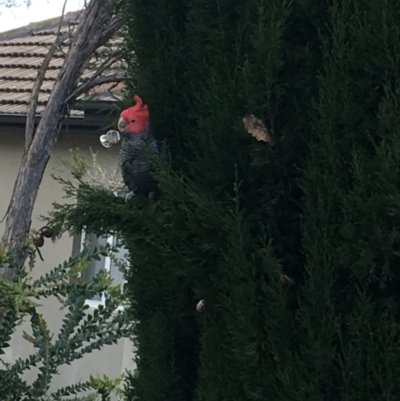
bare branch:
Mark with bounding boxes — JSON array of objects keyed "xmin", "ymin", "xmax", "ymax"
[
  {"xmin": 73, "ymin": 74, "xmax": 124, "ymax": 100},
  {"xmin": 58, "ymin": 0, "xmax": 69, "ymax": 33},
  {"xmin": 25, "ymin": 36, "xmax": 65, "ymax": 150},
  {"xmin": 66, "ymin": 53, "xmax": 123, "ymax": 103},
  {"xmin": 25, "ymin": 0, "xmax": 69, "ymax": 151},
  {"xmin": 98, "ymin": 13, "xmax": 124, "ymax": 44}
]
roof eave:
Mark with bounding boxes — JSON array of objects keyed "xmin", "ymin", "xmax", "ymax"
[{"xmin": 0, "ymin": 100, "xmax": 118, "ymax": 136}]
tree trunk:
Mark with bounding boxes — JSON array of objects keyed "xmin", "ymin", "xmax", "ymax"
[{"xmin": 1, "ymin": 0, "xmax": 123, "ymax": 270}]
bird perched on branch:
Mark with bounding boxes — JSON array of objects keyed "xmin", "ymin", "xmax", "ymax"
[{"xmin": 117, "ymin": 95, "xmax": 166, "ymax": 202}]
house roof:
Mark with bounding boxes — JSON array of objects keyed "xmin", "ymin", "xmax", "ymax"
[{"xmin": 0, "ymin": 11, "xmax": 125, "ymax": 125}]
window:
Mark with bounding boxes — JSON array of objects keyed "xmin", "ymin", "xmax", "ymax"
[{"xmin": 73, "ymin": 231, "xmax": 128, "ymax": 310}]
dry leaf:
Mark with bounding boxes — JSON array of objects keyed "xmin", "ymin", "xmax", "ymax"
[{"xmin": 243, "ymin": 114, "xmax": 274, "ymax": 144}]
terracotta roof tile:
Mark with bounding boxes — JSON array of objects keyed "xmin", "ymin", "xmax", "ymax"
[
  {"xmin": 0, "ymin": 12, "xmax": 124, "ymax": 117},
  {"xmin": 0, "ymin": 79, "xmax": 53, "ymax": 91}
]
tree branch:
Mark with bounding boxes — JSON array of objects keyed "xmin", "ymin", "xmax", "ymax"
[
  {"xmin": 25, "ymin": 35, "xmax": 66, "ymax": 151},
  {"xmin": 99, "ymin": 13, "xmax": 124, "ymax": 43},
  {"xmin": 66, "ymin": 53, "xmax": 123, "ymax": 103},
  {"xmin": 70, "ymin": 74, "xmax": 125, "ymax": 102},
  {"xmin": 25, "ymin": 0, "xmax": 69, "ymax": 151}
]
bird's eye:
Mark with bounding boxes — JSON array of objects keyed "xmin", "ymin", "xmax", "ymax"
[{"xmin": 131, "ymin": 119, "xmax": 135, "ymax": 123}]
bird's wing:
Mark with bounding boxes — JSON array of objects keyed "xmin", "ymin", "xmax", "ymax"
[{"xmin": 121, "ymin": 158, "xmax": 134, "ymax": 189}]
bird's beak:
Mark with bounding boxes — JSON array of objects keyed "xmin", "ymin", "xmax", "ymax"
[{"xmin": 118, "ymin": 117, "xmax": 127, "ymax": 132}]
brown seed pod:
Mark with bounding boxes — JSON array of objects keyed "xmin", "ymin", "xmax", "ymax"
[
  {"xmin": 39, "ymin": 226, "xmax": 53, "ymax": 238},
  {"xmin": 32, "ymin": 234, "xmax": 44, "ymax": 248}
]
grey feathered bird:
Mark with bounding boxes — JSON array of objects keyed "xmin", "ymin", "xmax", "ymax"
[{"xmin": 117, "ymin": 95, "xmax": 163, "ymax": 201}]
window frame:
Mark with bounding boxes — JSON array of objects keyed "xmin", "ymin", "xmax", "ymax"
[
  {"xmin": 79, "ymin": 231, "xmax": 127, "ymax": 311},
  {"xmin": 72, "ymin": 190, "xmax": 128, "ymax": 310}
]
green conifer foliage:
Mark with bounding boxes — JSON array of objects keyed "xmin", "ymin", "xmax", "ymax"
[
  {"xmin": 299, "ymin": 1, "xmax": 400, "ymax": 398},
  {"xmin": 47, "ymin": 0, "xmax": 400, "ymax": 399}
]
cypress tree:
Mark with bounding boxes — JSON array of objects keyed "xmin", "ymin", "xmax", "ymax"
[
  {"xmin": 47, "ymin": 0, "xmax": 400, "ymax": 400},
  {"xmin": 299, "ymin": 0, "xmax": 400, "ymax": 398}
]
